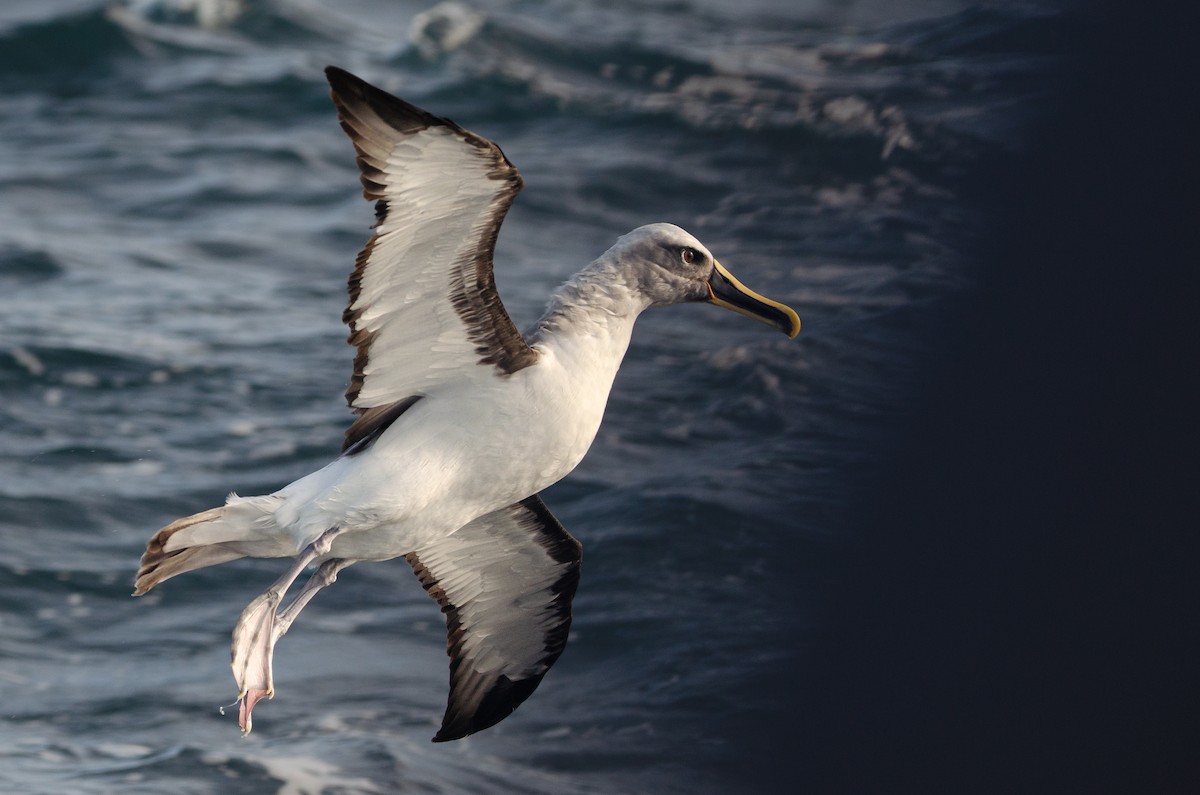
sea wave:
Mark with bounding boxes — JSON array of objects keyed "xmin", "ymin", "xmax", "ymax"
[{"xmin": 0, "ymin": 1, "xmax": 1070, "ymax": 792}]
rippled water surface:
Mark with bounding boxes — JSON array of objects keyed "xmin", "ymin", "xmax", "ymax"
[{"xmin": 1, "ymin": 1, "xmax": 1065, "ymax": 792}]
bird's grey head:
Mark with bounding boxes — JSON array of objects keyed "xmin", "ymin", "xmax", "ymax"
[{"xmin": 607, "ymin": 223, "xmax": 801, "ymax": 338}]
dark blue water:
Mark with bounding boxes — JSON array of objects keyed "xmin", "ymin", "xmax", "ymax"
[{"xmin": 0, "ymin": 1, "xmax": 1118, "ymax": 792}]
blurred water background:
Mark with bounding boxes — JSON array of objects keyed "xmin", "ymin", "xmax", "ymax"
[{"xmin": 6, "ymin": 1, "xmax": 1190, "ymax": 793}]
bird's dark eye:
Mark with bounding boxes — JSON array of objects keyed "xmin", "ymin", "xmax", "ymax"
[{"xmin": 680, "ymin": 247, "xmax": 698, "ymax": 266}]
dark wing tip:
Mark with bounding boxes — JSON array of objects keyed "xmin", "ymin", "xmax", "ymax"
[
  {"xmin": 323, "ymin": 64, "xmax": 355, "ymax": 91},
  {"xmin": 324, "ymin": 65, "xmax": 522, "ymax": 181},
  {"xmin": 431, "ymin": 675, "xmax": 546, "ymax": 742},
  {"xmin": 325, "ymin": 65, "xmax": 468, "ymax": 140}
]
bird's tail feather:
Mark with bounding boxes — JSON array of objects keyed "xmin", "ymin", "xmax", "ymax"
[{"xmin": 133, "ymin": 494, "xmax": 287, "ymax": 596}]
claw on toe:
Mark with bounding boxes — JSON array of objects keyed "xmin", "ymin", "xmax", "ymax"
[{"xmin": 238, "ymin": 687, "xmax": 273, "ymax": 735}]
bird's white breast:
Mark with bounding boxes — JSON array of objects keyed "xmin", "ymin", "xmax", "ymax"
[{"xmin": 270, "ymin": 315, "xmax": 632, "ymax": 561}]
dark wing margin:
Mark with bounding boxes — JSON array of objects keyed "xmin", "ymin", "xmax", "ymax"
[
  {"xmin": 404, "ymin": 494, "xmax": 583, "ymax": 742},
  {"xmin": 324, "ymin": 66, "xmax": 538, "ymax": 430},
  {"xmin": 342, "ymin": 394, "xmax": 423, "ymax": 455}
]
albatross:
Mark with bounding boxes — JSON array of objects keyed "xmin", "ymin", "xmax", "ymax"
[{"xmin": 134, "ymin": 66, "xmax": 800, "ymax": 741}]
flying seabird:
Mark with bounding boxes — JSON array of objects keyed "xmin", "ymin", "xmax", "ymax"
[{"xmin": 134, "ymin": 66, "xmax": 800, "ymax": 742}]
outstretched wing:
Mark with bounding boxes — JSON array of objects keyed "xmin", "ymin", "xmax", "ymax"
[
  {"xmin": 404, "ymin": 494, "xmax": 582, "ymax": 742},
  {"xmin": 325, "ymin": 67, "xmax": 539, "ymax": 451}
]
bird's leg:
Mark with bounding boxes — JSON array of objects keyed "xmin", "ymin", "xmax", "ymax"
[
  {"xmin": 233, "ymin": 557, "xmax": 354, "ymax": 732},
  {"xmin": 230, "ymin": 526, "xmax": 344, "ymax": 734},
  {"xmin": 273, "ymin": 557, "xmax": 356, "ymax": 640}
]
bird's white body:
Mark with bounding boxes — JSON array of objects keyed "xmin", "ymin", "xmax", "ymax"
[
  {"xmin": 135, "ymin": 67, "xmax": 799, "ymax": 742},
  {"xmin": 229, "ymin": 267, "xmax": 644, "ymax": 563}
]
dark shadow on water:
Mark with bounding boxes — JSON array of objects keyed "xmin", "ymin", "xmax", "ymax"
[{"xmin": 718, "ymin": 6, "xmax": 1199, "ymax": 793}]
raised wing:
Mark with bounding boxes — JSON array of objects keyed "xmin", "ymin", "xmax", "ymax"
[
  {"xmin": 325, "ymin": 67, "xmax": 539, "ymax": 451},
  {"xmin": 404, "ymin": 494, "xmax": 582, "ymax": 742}
]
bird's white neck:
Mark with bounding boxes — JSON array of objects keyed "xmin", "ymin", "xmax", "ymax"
[
  {"xmin": 530, "ymin": 260, "xmax": 650, "ymax": 347},
  {"xmin": 526, "ymin": 261, "xmax": 651, "ymax": 397}
]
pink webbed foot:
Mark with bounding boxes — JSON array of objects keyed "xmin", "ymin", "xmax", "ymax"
[
  {"xmin": 230, "ymin": 590, "xmax": 282, "ymax": 735},
  {"xmin": 225, "ymin": 543, "xmax": 354, "ymax": 734}
]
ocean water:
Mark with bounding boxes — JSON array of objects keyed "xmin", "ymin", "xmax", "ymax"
[{"xmin": 0, "ymin": 1, "xmax": 1075, "ymax": 792}]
